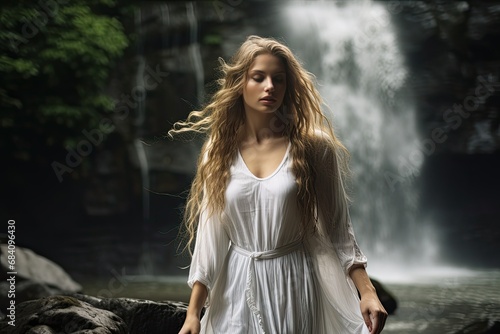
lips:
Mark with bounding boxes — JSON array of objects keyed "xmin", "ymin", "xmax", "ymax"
[{"xmin": 260, "ymin": 96, "xmax": 276, "ymax": 102}]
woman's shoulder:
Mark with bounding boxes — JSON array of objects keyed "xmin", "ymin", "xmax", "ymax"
[
  {"xmin": 308, "ymin": 129, "xmax": 338, "ymax": 158},
  {"xmin": 306, "ymin": 129, "xmax": 351, "ymax": 178}
]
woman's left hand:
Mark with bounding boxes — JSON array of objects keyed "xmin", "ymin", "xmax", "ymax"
[{"xmin": 360, "ymin": 294, "xmax": 388, "ymax": 334}]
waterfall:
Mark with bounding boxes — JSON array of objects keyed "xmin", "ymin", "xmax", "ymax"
[
  {"xmin": 186, "ymin": 2, "xmax": 205, "ymax": 106},
  {"xmin": 159, "ymin": 3, "xmax": 170, "ymax": 50},
  {"xmin": 282, "ymin": 1, "xmax": 438, "ymax": 279},
  {"xmin": 133, "ymin": 7, "xmax": 153, "ymax": 276},
  {"xmin": 127, "ymin": 2, "xmax": 204, "ymax": 278}
]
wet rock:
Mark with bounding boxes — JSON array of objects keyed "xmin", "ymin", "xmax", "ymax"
[
  {"xmin": 0, "ymin": 295, "xmax": 127, "ymax": 334},
  {"xmin": 0, "ymin": 244, "xmax": 81, "ymax": 292},
  {"xmin": 454, "ymin": 318, "xmax": 500, "ymax": 334},
  {"xmin": 68, "ymin": 293, "xmax": 190, "ymax": 334},
  {"xmin": 0, "ymin": 280, "xmax": 68, "ymax": 314},
  {"xmin": 0, "ymin": 292, "xmax": 190, "ymax": 334},
  {"xmin": 25, "ymin": 325, "xmax": 57, "ymax": 334}
]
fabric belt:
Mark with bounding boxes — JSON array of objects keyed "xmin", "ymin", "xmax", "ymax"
[{"xmin": 230, "ymin": 239, "xmax": 303, "ymax": 334}]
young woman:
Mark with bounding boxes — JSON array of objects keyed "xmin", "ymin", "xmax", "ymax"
[{"xmin": 170, "ymin": 35, "xmax": 387, "ymax": 334}]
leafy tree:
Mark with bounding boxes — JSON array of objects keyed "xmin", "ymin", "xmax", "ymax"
[{"xmin": 0, "ymin": 0, "xmax": 132, "ymax": 171}]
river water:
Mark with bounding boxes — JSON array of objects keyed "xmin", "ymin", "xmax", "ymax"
[
  {"xmin": 380, "ymin": 269, "xmax": 500, "ymax": 333},
  {"xmin": 78, "ymin": 268, "xmax": 500, "ymax": 334}
]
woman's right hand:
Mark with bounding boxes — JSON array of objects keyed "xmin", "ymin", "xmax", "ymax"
[
  {"xmin": 178, "ymin": 314, "xmax": 201, "ymax": 334},
  {"xmin": 179, "ymin": 282, "xmax": 207, "ymax": 333}
]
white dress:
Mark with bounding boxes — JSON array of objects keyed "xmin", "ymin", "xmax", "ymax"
[{"xmin": 188, "ymin": 139, "xmax": 370, "ymax": 334}]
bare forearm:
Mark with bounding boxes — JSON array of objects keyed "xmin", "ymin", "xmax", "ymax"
[
  {"xmin": 349, "ymin": 265, "xmax": 387, "ymax": 333},
  {"xmin": 178, "ymin": 282, "xmax": 207, "ymax": 333},
  {"xmin": 187, "ymin": 281, "xmax": 208, "ymax": 319},
  {"xmin": 349, "ymin": 265, "xmax": 376, "ymax": 297}
]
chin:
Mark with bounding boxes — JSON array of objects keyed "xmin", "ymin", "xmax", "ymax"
[
  {"xmin": 261, "ymin": 104, "xmax": 282, "ymax": 113},
  {"xmin": 263, "ymin": 108, "xmax": 278, "ymax": 114}
]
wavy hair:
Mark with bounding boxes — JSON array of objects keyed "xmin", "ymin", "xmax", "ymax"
[{"xmin": 169, "ymin": 35, "xmax": 350, "ymax": 254}]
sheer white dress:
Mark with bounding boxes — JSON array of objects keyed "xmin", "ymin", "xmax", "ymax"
[{"xmin": 187, "ymin": 139, "xmax": 370, "ymax": 334}]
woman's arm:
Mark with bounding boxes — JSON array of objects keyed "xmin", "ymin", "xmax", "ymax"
[
  {"xmin": 313, "ymin": 134, "xmax": 387, "ymax": 332},
  {"xmin": 178, "ymin": 281, "xmax": 208, "ymax": 334},
  {"xmin": 180, "ymin": 197, "xmax": 230, "ymax": 334},
  {"xmin": 349, "ymin": 265, "xmax": 387, "ymax": 334}
]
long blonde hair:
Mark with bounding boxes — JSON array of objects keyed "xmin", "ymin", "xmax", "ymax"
[{"xmin": 169, "ymin": 35, "xmax": 350, "ymax": 254}]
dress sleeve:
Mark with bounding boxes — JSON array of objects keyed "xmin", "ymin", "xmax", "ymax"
[
  {"xmin": 187, "ymin": 202, "xmax": 230, "ymax": 300},
  {"xmin": 314, "ymin": 137, "xmax": 367, "ymax": 275}
]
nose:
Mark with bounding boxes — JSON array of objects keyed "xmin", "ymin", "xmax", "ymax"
[{"xmin": 264, "ymin": 77, "xmax": 274, "ymax": 92}]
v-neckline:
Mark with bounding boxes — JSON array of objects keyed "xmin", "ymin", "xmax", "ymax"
[{"xmin": 237, "ymin": 141, "xmax": 291, "ymax": 181}]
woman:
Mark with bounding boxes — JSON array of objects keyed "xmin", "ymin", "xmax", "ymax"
[{"xmin": 170, "ymin": 35, "xmax": 387, "ymax": 334}]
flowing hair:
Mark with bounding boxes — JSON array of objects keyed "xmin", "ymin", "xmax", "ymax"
[{"xmin": 169, "ymin": 35, "xmax": 351, "ymax": 254}]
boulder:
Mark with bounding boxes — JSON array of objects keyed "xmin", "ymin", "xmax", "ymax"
[
  {"xmin": 0, "ymin": 295, "xmax": 127, "ymax": 334},
  {"xmin": 0, "ymin": 244, "xmax": 81, "ymax": 292},
  {"xmin": 0, "ymin": 292, "xmax": 191, "ymax": 334},
  {"xmin": 0, "ymin": 280, "xmax": 67, "ymax": 313},
  {"xmin": 68, "ymin": 293, "xmax": 190, "ymax": 334}
]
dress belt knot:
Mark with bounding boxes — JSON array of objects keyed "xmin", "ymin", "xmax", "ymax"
[
  {"xmin": 250, "ymin": 252, "xmax": 263, "ymax": 260},
  {"xmin": 230, "ymin": 239, "xmax": 303, "ymax": 334}
]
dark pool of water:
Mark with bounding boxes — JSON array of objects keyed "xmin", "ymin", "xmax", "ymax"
[{"xmin": 380, "ymin": 269, "xmax": 500, "ymax": 333}]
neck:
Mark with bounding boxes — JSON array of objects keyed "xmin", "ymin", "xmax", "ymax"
[{"xmin": 241, "ymin": 111, "xmax": 283, "ymax": 143}]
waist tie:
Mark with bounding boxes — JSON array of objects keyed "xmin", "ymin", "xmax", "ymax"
[{"xmin": 230, "ymin": 239, "xmax": 303, "ymax": 334}]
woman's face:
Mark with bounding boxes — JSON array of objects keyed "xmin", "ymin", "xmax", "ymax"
[{"xmin": 242, "ymin": 53, "xmax": 286, "ymax": 115}]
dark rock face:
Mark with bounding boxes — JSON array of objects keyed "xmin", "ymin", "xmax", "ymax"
[
  {"xmin": 0, "ymin": 295, "xmax": 128, "ymax": 334},
  {"xmin": 387, "ymin": 1, "xmax": 500, "ymax": 155},
  {"xmin": 386, "ymin": 1, "xmax": 500, "ymax": 268},
  {"xmin": 84, "ymin": 0, "xmax": 251, "ymax": 216}
]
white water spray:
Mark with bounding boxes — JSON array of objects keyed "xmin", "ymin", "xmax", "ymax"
[{"xmin": 283, "ymin": 1, "xmax": 441, "ymax": 280}]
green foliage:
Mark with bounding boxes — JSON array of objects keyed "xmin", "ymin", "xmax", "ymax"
[
  {"xmin": 203, "ymin": 33, "xmax": 223, "ymax": 46},
  {"xmin": 0, "ymin": 0, "xmax": 133, "ymax": 165}
]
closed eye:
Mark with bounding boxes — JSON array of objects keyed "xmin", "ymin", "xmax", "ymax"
[{"xmin": 252, "ymin": 76, "xmax": 285, "ymax": 84}]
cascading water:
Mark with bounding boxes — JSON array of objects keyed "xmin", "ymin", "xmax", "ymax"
[
  {"xmin": 186, "ymin": 2, "xmax": 205, "ymax": 105},
  {"xmin": 129, "ymin": 2, "xmax": 204, "ymax": 278},
  {"xmin": 133, "ymin": 7, "xmax": 153, "ymax": 276},
  {"xmin": 282, "ymin": 1, "xmax": 438, "ymax": 280}
]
